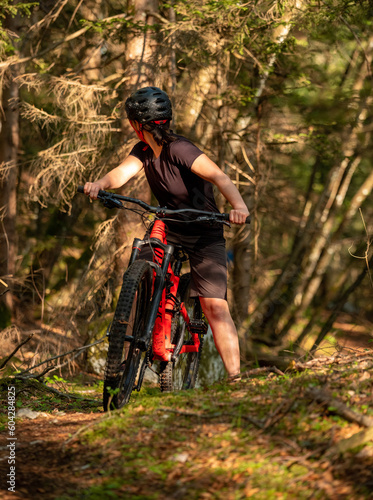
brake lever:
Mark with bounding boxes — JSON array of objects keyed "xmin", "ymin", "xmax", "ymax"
[
  {"xmin": 98, "ymin": 195, "xmax": 124, "ymax": 209},
  {"xmin": 195, "ymin": 216, "xmax": 229, "ymax": 226}
]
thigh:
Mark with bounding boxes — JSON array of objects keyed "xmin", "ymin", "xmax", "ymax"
[
  {"xmin": 187, "ymin": 235, "xmax": 228, "ymax": 300},
  {"xmin": 139, "ymin": 228, "xmax": 228, "ymax": 300}
]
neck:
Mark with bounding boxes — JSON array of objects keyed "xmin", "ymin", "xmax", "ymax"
[{"xmin": 143, "ymin": 130, "xmax": 163, "ymax": 158}]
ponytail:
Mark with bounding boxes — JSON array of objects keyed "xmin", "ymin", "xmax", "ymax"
[{"xmin": 143, "ymin": 120, "xmax": 176, "ymax": 146}]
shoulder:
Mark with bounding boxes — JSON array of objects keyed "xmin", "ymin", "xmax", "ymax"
[
  {"xmin": 167, "ymin": 136, "xmax": 203, "ymax": 167},
  {"xmin": 129, "ymin": 141, "xmax": 151, "ymax": 161},
  {"xmin": 170, "ymin": 135, "xmax": 201, "ymax": 150}
]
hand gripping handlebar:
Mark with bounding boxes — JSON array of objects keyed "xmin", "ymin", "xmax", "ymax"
[{"xmin": 77, "ymin": 186, "xmax": 251, "ymax": 224}]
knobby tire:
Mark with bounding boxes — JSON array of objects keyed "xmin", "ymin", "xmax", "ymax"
[{"xmin": 103, "ymin": 260, "xmax": 152, "ymax": 410}]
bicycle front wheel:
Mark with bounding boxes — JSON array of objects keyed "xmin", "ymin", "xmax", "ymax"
[
  {"xmin": 103, "ymin": 260, "xmax": 152, "ymax": 410},
  {"xmin": 159, "ymin": 273, "xmax": 205, "ymax": 392}
]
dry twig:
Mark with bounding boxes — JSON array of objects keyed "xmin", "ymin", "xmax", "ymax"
[
  {"xmin": 241, "ymin": 366, "xmax": 286, "ymax": 378},
  {"xmin": 326, "ymin": 426, "xmax": 373, "ymax": 458},
  {"xmin": 305, "ymin": 387, "xmax": 373, "ymax": 427},
  {"xmin": 263, "ymin": 397, "xmax": 297, "ymax": 429},
  {"xmin": 0, "ymin": 334, "xmax": 34, "ymax": 370},
  {"xmin": 15, "ymin": 335, "xmax": 106, "ymax": 378}
]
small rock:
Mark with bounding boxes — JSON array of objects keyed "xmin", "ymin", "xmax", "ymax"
[
  {"xmin": 172, "ymin": 452, "xmax": 189, "ymax": 463},
  {"xmin": 52, "ymin": 409, "xmax": 66, "ymax": 416},
  {"xmin": 356, "ymin": 447, "xmax": 373, "ymax": 458},
  {"xmin": 16, "ymin": 408, "xmax": 48, "ymax": 419},
  {"xmin": 359, "ymin": 372, "xmax": 370, "ymax": 382}
]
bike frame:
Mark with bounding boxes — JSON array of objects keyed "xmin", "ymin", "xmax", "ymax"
[{"xmin": 127, "ymin": 219, "xmax": 200, "ymax": 362}]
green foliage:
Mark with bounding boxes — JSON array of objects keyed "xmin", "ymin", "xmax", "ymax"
[
  {"xmin": 0, "ymin": 0, "xmax": 371, "ymax": 356},
  {"xmin": 0, "ymin": 1, "xmax": 37, "ymax": 55},
  {"xmin": 79, "ymin": 16, "xmax": 136, "ymax": 37},
  {"xmin": 0, "ymin": 0, "xmax": 36, "ymax": 18},
  {"xmin": 45, "ymin": 374, "xmax": 69, "ymax": 385}
]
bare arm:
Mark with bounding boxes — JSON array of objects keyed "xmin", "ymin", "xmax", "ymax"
[
  {"xmin": 191, "ymin": 154, "xmax": 250, "ymax": 224},
  {"xmin": 84, "ymin": 155, "xmax": 143, "ymax": 199}
]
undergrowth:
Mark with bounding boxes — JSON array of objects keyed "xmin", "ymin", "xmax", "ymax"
[{"xmin": 1, "ymin": 354, "xmax": 373, "ymax": 499}]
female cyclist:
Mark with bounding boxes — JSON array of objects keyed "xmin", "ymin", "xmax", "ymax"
[{"xmin": 84, "ymin": 86, "xmax": 250, "ymax": 383}]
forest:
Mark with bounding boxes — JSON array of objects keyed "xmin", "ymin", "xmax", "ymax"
[
  {"xmin": 0, "ymin": 1, "xmax": 373, "ymax": 497},
  {"xmin": 0, "ymin": 0, "xmax": 371, "ymax": 366}
]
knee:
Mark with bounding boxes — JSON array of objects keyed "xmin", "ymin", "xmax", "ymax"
[{"xmin": 200, "ymin": 298, "xmax": 230, "ymax": 322}]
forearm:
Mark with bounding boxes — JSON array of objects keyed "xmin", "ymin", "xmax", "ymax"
[
  {"xmin": 214, "ymin": 174, "xmax": 248, "ymax": 211},
  {"xmin": 96, "ymin": 165, "xmax": 132, "ymax": 190},
  {"xmin": 84, "ymin": 155, "xmax": 143, "ymax": 199},
  {"xmin": 191, "ymin": 154, "xmax": 248, "ymax": 210}
]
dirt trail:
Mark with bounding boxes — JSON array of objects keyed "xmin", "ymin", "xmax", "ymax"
[{"xmin": 0, "ymin": 411, "xmax": 103, "ymax": 500}]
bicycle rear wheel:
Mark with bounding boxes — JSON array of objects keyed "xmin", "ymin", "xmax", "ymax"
[
  {"xmin": 103, "ymin": 260, "xmax": 152, "ymax": 410},
  {"xmin": 159, "ymin": 273, "xmax": 205, "ymax": 392}
]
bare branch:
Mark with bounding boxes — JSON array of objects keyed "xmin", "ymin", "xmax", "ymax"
[
  {"xmin": 306, "ymin": 387, "xmax": 373, "ymax": 427},
  {"xmin": 0, "ymin": 334, "xmax": 34, "ymax": 370},
  {"xmin": 15, "ymin": 335, "xmax": 106, "ymax": 377},
  {"xmin": 0, "ymin": 14, "xmax": 130, "ymax": 70},
  {"xmin": 27, "ymin": 0, "xmax": 69, "ymax": 34},
  {"xmin": 326, "ymin": 426, "xmax": 373, "ymax": 458}
]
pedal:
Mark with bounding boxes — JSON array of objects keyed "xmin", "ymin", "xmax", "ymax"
[{"xmin": 188, "ymin": 320, "xmax": 208, "ymax": 336}]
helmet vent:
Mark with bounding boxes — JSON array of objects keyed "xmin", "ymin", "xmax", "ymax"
[{"xmin": 125, "ymin": 86, "xmax": 172, "ymax": 123}]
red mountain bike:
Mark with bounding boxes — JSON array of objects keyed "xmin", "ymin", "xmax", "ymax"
[{"xmin": 78, "ymin": 186, "xmax": 250, "ymax": 410}]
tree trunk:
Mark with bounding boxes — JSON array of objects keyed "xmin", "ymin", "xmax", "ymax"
[
  {"xmin": 0, "ymin": 15, "xmax": 20, "ymax": 319},
  {"xmin": 78, "ymin": 0, "xmax": 108, "ymax": 83},
  {"xmin": 249, "ymin": 36, "xmax": 373, "ymax": 346},
  {"xmin": 177, "ymin": 65, "xmax": 216, "ymax": 138},
  {"xmin": 310, "ymin": 253, "xmax": 373, "ymax": 355},
  {"xmin": 290, "ymin": 168, "xmax": 373, "ymax": 351},
  {"xmin": 228, "ymin": 1, "xmax": 304, "ymax": 338},
  {"xmin": 114, "ymin": 0, "xmax": 159, "ymax": 273}
]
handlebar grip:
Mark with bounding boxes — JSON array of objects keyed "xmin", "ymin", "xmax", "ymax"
[
  {"xmin": 77, "ymin": 186, "xmax": 108, "ymax": 198},
  {"xmin": 222, "ymin": 213, "xmax": 251, "ymax": 224}
]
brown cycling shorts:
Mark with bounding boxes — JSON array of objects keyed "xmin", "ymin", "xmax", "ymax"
[{"xmin": 138, "ymin": 229, "xmax": 228, "ymax": 300}]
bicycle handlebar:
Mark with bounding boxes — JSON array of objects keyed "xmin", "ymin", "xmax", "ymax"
[{"xmin": 77, "ymin": 186, "xmax": 251, "ymax": 224}]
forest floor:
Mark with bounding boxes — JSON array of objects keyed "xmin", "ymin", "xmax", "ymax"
[{"xmin": 1, "ymin": 351, "xmax": 373, "ymax": 500}]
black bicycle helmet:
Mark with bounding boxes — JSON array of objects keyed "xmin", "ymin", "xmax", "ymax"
[{"xmin": 124, "ymin": 87, "xmax": 172, "ymax": 124}]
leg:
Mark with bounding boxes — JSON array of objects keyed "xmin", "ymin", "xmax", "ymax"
[{"xmin": 199, "ymin": 297, "xmax": 240, "ymax": 378}]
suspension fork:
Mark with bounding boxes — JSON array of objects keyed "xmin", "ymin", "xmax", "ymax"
[
  {"xmin": 150, "ymin": 220, "xmax": 180, "ymax": 361},
  {"xmin": 136, "ymin": 220, "xmax": 174, "ymax": 354}
]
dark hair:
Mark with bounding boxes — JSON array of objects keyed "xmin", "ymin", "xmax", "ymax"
[{"xmin": 142, "ymin": 120, "xmax": 176, "ymax": 146}]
